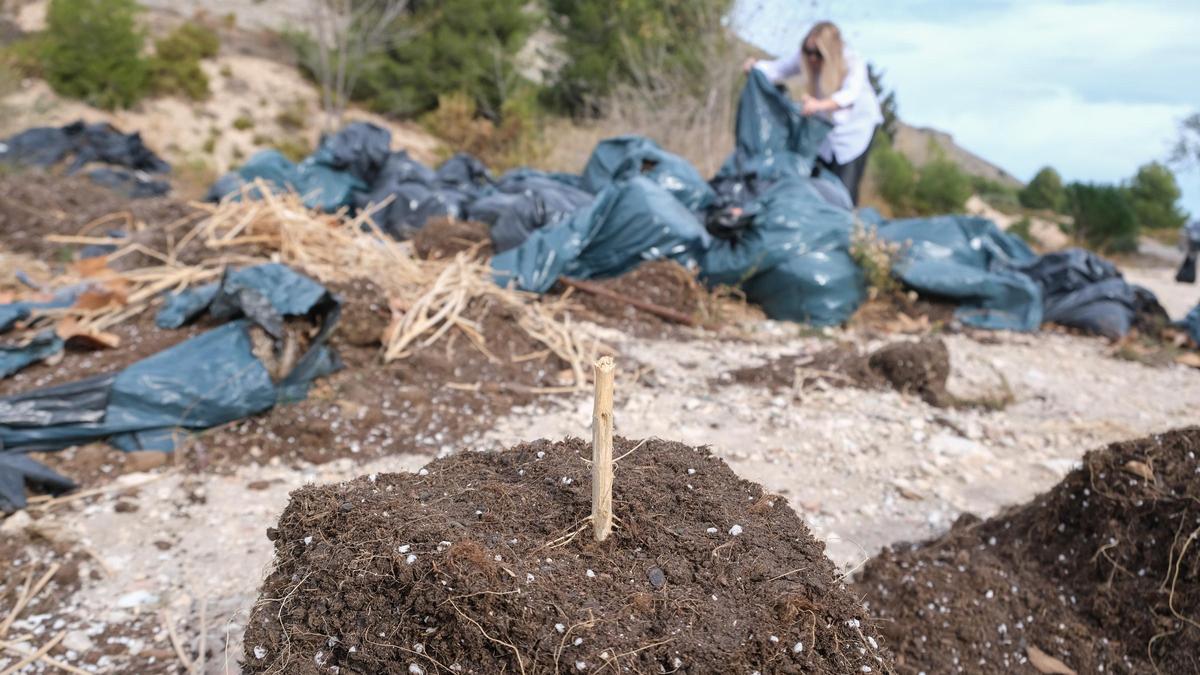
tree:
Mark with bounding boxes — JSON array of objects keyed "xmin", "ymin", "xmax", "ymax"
[
  {"xmin": 1019, "ymin": 166, "xmax": 1066, "ymax": 212},
  {"xmin": 305, "ymin": 0, "xmax": 410, "ymax": 132},
  {"xmin": 543, "ymin": 0, "xmax": 732, "ymax": 115},
  {"xmin": 1127, "ymin": 161, "xmax": 1187, "ymax": 230},
  {"xmin": 1066, "ymin": 182, "xmax": 1139, "ymax": 253},
  {"xmin": 39, "ymin": 0, "xmax": 149, "ymax": 109},
  {"xmin": 1170, "ymin": 112, "xmax": 1200, "ymax": 172},
  {"xmin": 867, "ymin": 63, "xmax": 899, "ymax": 140},
  {"xmin": 353, "ymin": 0, "xmax": 534, "ymax": 121}
]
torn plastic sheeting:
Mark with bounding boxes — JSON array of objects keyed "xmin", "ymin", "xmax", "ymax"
[
  {"xmin": 711, "ymin": 69, "xmax": 832, "ymax": 201},
  {"xmin": 583, "ymin": 136, "xmax": 716, "ymax": 212},
  {"xmin": 700, "ymin": 177, "xmax": 864, "ymax": 325},
  {"xmin": 204, "ymin": 149, "xmax": 301, "ymax": 203},
  {"xmin": 492, "ymin": 176, "xmax": 712, "ymax": 293},
  {"xmin": 1017, "ymin": 248, "xmax": 1154, "ymax": 339},
  {"xmin": 157, "ymin": 263, "xmax": 333, "ymax": 337},
  {"xmin": 0, "ymin": 333, "xmax": 64, "ymax": 379},
  {"xmin": 0, "ymin": 453, "xmax": 75, "ymax": 513},
  {"xmin": 877, "ymin": 215, "xmax": 1042, "ymax": 331},
  {"xmin": 0, "ymin": 264, "xmax": 342, "ymax": 453}
]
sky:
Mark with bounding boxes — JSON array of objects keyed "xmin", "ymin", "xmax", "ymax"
[{"xmin": 730, "ymin": 0, "xmax": 1200, "ymax": 216}]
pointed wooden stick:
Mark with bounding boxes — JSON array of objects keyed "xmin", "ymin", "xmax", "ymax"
[{"xmin": 592, "ymin": 356, "xmax": 616, "ymax": 541}]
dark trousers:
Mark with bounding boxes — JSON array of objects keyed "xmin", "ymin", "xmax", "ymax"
[{"xmin": 815, "ymin": 129, "xmax": 876, "ymax": 206}]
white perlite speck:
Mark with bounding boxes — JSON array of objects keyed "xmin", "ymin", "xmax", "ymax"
[
  {"xmin": 405, "ymin": 554, "xmax": 417, "ymax": 565},
  {"xmin": 555, "ymin": 623, "xmax": 565, "ymax": 633},
  {"xmin": 706, "ymin": 527, "xmax": 718, "ymax": 534},
  {"xmin": 793, "ymin": 641, "xmax": 804, "ymax": 653},
  {"xmin": 575, "ymin": 661, "xmax": 587, "ymax": 671},
  {"xmin": 253, "ymin": 646, "xmax": 268, "ymax": 659},
  {"xmin": 418, "ymin": 468, "xmax": 429, "ymax": 476},
  {"xmin": 398, "ymin": 544, "xmax": 411, "ymax": 553},
  {"xmin": 408, "ymin": 664, "xmax": 425, "ymax": 675},
  {"xmin": 586, "ymin": 569, "xmax": 596, "ymax": 578},
  {"xmin": 729, "ymin": 524, "xmax": 743, "ymax": 536}
]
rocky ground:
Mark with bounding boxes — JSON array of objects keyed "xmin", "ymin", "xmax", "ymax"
[{"xmin": 3, "ymin": 290, "xmax": 1198, "ymax": 672}]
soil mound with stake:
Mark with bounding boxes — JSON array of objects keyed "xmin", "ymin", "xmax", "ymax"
[
  {"xmin": 243, "ymin": 437, "xmax": 891, "ymax": 674},
  {"xmin": 855, "ymin": 426, "xmax": 1200, "ymax": 674}
]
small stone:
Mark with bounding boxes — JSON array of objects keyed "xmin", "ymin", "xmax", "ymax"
[
  {"xmin": 647, "ymin": 567, "xmax": 666, "ymax": 590},
  {"xmin": 339, "ymin": 502, "xmax": 353, "ymax": 513}
]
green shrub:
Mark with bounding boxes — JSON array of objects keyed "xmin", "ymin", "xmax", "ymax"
[
  {"xmin": 3, "ymin": 35, "xmax": 46, "ymax": 77},
  {"xmin": 913, "ymin": 156, "xmax": 971, "ymax": 215},
  {"xmin": 232, "ymin": 115, "xmax": 254, "ymax": 131},
  {"xmin": 1019, "ymin": 166, "xmax": 1066, "ymax": 212},
  {"xmin": 1066, "ymin": 182, "xmax": 1139, "ymax": 253},
  {"xmin": 867, "ymin": 136, "xmax": 916, "ymax": 214},
  {"xmin": 1008, "ymin": 217, "xmax": 1034, "ymax": 244},
  {"xmin": 350, "ymin": 0, "xmax": 535, "ymax": 120},
  {"xmin": 39, "ymin": 0, "xmax": 150, "ymax": 109},
  {"xmin": 421, "ymin": 87, "xmax": 545, "ymax": 172},
  {"xmin": 148, "ymin": 21, "xmax": 219, "ymax": 100},
  {"xmin": 275, "ymin": 99, "xmax": 308, "ymax": 131},
  {"xmin": 1128, "ymin": 161, "xmax": 1187, "ymax": 231},
  {"xmin": 543, "ymin": 0, "xmax": 731, "ymax": 115}
]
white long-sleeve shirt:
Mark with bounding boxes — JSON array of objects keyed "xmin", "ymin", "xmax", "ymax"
[{"xmin": 755, "ymin": 46, "xmax": 883, "ymax": 165}]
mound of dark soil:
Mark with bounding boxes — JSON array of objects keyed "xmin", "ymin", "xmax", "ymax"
[
  {"xmin": 724, "ymin": 343, "xmax": 886, "ymax": 391},
  {"xmin": 722, "ymin": 338, "xmax": 950, "ymax": 406},
  {"xmin": 412, "ymin": 218, "xmax": 493, "ymax": 260},
  {"xmin": 867, "ymin": 337, "xmax": 950, "ymax": 406},
  {"xmin": 243, "ymin": 437, "xmax": 891, "ymax": 674},
  {"xmin": 569, "ymin": 260, "xmax": 709, "ymax": 339},
  {"xmin": 855, "ymin": 427, "xmax": 1200, "ymax": 674}
]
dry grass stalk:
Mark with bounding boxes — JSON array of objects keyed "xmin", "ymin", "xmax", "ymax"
[{"xmin": 22, "ymin": 180, "xmax": 597, "ymax": 387}]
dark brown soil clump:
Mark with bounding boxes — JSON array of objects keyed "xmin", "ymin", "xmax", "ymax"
[
  {"xmin": 855, "ymin": 427, "xmax": 1200, "ymax": 674},
  {"xmin": 723, "ymin": 342, "xmax": 885, "ymax": 391},
  {"xmin": 412, "ymin": 218, "xmax": 493, "ymax": 260},
  {"xmin": 721, "ymin": 338, "xmax": 950, "ymax": 406},
  {"xmin": 867, "ymin": 337, "xmax": 950, "ymax": 406},
  {"xmin": 567, "ymin": 260, "xmax": 709, "ymax": 339},
  {"xmin": 243, "ymin": 437, "xmax": 892, "ymax": 674}
]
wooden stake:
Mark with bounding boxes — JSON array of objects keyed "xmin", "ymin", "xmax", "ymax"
[{"xmin": 592, "ymin": 356, "xmax": 616, "ymax": 541}]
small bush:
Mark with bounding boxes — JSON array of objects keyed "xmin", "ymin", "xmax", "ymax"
[
  {"xmin": 421, "ymin": 88, "xmax": 545, "ymax": 172},
  {"xmin": 1008, "ymin": 217, "xmax": 1034, "ymax": 244},
  {"xmin": 232, "ymin": 115, "xmax": 255, "ymax": 131},
  {"xmin": 3, "ymin": 35, "xmax": 46, "ymax": 77},
  {"xmin": 850, "ymin": 223, "xmax": 901, "ymax": 298},
  {"xmin": 913, "ymin": 156, "xmax": 972, "ymax": 215},
  {"xmin": 1066, "ymin": 182, "xmax": 1139, "ymax": 253},
  {"xmin": 39, "ymin": 0, "xmax": 150, "ymax": 109},
  {"xmin": 275, "ymin": 99, "xmax": 308, "ymax": 131},
  {"xmin": 1128, "ymin": 161, "xmax": 1187, "ymax": 231},
  {"xmin": 148, "ymin": 21, "xmax": 219, "ymax": 100},
  {"xmin": 867, "ymin": 139, "xmax": 916, "ymax": 215},
  {"xmin": 1019, "ymin": 166, "xmax": 1067, "ymax": 212}
]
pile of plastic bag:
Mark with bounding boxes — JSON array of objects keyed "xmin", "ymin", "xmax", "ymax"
[
  {"xmin": 0, "ymin": 120, "xmax": 171, "ymax": 198},
  {"xmin": 203, "ymin": 73, "xmax": 1172, "ymax": 337}
]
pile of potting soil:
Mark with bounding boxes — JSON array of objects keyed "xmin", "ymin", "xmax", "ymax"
[
  {"xmin": 856, "ymin": 426, "xmax": 1200, "ymax": 674},
  {"xmin": 244, "ymin": 437, "xmax": 891, "ymax": 673}
]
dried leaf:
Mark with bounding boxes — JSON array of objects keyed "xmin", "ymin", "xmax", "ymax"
[
  {"xmin": 1175, "ymin": 352, "xmax": 1200, "ymax": 369},
  {"xmin": 56, "ymin": 318, "xmax": 121, "ymax": 350},
  {"xmin": 70, "ymin": 256, "xmax": 110, "ymax": 277},
  {"xmin": 1123, "ymin": 460, "xmax": 1154, "ymax": 482},
  {"xmin": 72, "ymin": 288, "xmax": 122, "ymax": 311},
  {"xmin": 1027, "ymin": 645, "xmax": 1076, "ymax": 675}
]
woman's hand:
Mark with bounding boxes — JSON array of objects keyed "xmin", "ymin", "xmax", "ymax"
[
  {"xmin": 801, "ymin": 95, "xmax": 838, "ymax": 115},
  {"xmin": 742, "ymin": 57, "xmax": 758, "ymax": 74}
]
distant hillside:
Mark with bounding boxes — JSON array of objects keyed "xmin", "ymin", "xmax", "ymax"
[{"xmin": 893, "ymin": 122, "xmax": 1024, "ymax": 189}]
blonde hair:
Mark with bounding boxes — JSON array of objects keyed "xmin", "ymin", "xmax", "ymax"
[{"xmin": 802, "ymin": 21, "xmax": 848, "ymax": 98}]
